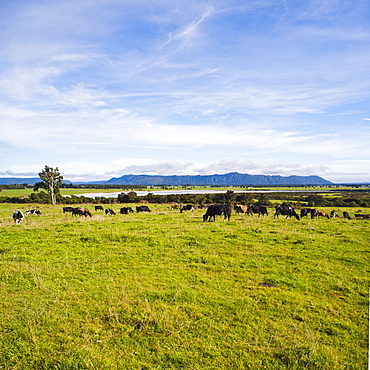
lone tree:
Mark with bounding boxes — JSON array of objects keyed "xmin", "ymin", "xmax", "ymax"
[{"xmin": 34, "ymin": 165, "xmax": 63, "ymax": 205}]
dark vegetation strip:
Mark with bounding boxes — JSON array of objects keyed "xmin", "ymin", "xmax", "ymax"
[{"xmin": 1, "ymin": 188, "xmax": 370, "ymax": 208}]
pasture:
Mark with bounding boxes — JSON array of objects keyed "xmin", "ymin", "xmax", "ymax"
[{"xmin": 0, "ymin": 203, "xmax": 369, "ymax": 369}]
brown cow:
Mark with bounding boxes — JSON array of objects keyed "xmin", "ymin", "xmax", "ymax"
[
  {"xmin": 318, "ymin": 211, "xmax": 330, "ymax": 219},
  {"xmin": 234, "ymin": 204, "xmax": 250, "ymax": 215},
  {"xmin": 72, "ymin": 207, "xmax": 92, "ymax": 217}
]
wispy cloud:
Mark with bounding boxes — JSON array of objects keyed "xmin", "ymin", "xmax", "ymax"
[{"xmin": 162, "ymin": 6, "xmax": 214, "ymax": 49}]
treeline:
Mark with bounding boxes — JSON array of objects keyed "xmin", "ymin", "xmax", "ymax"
[
  {"xmin": 1, "ymin": 190, "xmax": 369, "ymax": 208},
  {"xmin": 0, "ymin": 184, "xmax": 30, "ymax": 190}
]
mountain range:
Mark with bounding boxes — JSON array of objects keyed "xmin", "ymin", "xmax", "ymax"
[
  {"xmin": 0, "ymin": 173, "xmax": 333, "ymax": 186},
  {"xmin": 102, "ymin": 172, "xmax": 332, "ymax": 186}
]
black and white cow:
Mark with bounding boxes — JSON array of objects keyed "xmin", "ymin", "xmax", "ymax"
[
  {"xmin": 203, "ymin": 204, "xmax": 232, "ymax": 222},
  {"xmin": 274, "ymin": 205, "xmax": 300, "ymax": 220},
  {"xmin": 120, "ymin": 207, "xmax": 134, "ymax": 214},
  {"xmin": 105, "ymin": 208, "xmax": 116, "ymax": 215},
  {"xmin": 12, "ymin": 210, "xmax": 24, "ymax": 224},
  {"xmin": 330, "ymin": 210, "xmax": 339, "ymax": 218},
  {"xmin": 180, "ymin": 204, "xmax": 194, "ymax": 213},
  {"xmin": 136, "ymin": 205, "xmax": 151, "ymax": 213},
  {"xmin": 26, "ymin": 209, "xmax": 41, "ymax": 215}
]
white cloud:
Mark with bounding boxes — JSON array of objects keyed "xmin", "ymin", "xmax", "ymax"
[{"xmin": 194, "ymin": 159, "xmax": 331, "ymax": 177}]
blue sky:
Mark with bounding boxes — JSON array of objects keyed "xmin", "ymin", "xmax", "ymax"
[{"xmin": 1, "ymin": 0, "xmax": 369, "ymax": 183}]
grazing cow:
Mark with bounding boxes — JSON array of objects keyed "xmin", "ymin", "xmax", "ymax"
[
  {"xmin": 300, "ymin": 208, "xmax": 313, "ymax": 218},
  {"xmin": 234, "ymin": 204, "xmax": 249, "ymax": 214},
  {"xmin": 274, "ymin": 205, "xmax": 300, "ymax": 220},
  {"xmin": 180, "ymin": 204, "xmax": 194, "ymax": 213},
  {"xmin": 248, "ymin": 204, "xmax": 268, "ymax": 217},
  {"xmin": 26, "ymin": 209, "xmax": 41, "ymax": 215},
  {"xmin": 317, "ymin": 211, "xmax": 330, "ymax": 219},
  {"xmin": 300, "ymin": 208, "xmax": 319, "ymax": 219},
  {"xmin": 330, "ymin": 210, "xmax": 339, "ymax": 218},
  {"xmin": 355, "ymin": 214, "xmax": 370, "ymax": 219},
  {"xmin": 343, "ymin": 211, "xmax": 351, "ymax": 220},
  {"xmin": 63, "ymin": 206, "xmax": 75, "ymax": 213},
  {"xmin": 105, "ymin": 208, "xmax": 116, "ymax": 215},
  {"xmin": 120, "ymin": 207, "xmax": 134, "ymax": 214},
  {"xmin": 309, "ymin": 209, "xmax": 320, "ymax": 219},
  {"xmin": 72, "ymin": 208, "xmax": 92, "ymax": 217},
  {"xmin": 95, "ymin": 206, "xmax": 104, "ymax": 211},
  {"xmin": 203, "ymin": 204, "xmax": 232, "ymax": 222},
  {"xmin": 136, "ymin": 205, "xmax": 151, "ymax": 213},
  {"xmin": 12, "ymin": 210, "xmax": 24, "ymax": 224}
]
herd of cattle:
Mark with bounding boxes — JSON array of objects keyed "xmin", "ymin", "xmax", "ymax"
[
  {"xmin": 11, "ymin": 203, "xmax": 369, "ymax": 224},
  {"xmin": 62, "ymin": 205, "xmax": 151, "ymax": 215}
]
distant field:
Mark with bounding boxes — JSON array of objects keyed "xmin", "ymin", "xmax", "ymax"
[
  {"xmin": 0, "ymin": 203, "xmax": 368, "ymax": 369},
  {"xmin": 0, "ymin": 185, "xmax": 366, "ymax": 198},
  {"xmin": 0, "ymin": 188, "xmax": 128, "ymax": 197}
]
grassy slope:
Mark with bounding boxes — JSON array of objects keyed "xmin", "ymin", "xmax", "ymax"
[{"xmin": 0, "ymin": 204, "xmax": 368, "ymax": 369}]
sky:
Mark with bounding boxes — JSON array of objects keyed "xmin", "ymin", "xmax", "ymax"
[{"xmin": 1, "ymin": 0, "xmax": 370, "ymax": 183}]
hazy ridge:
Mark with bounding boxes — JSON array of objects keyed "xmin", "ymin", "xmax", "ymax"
[{"xmin": 0, "ymin": 172, "xmax": 332, "ymax": 186}]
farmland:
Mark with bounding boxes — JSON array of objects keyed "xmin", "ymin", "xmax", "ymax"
[{"xmin": 0, "ymin": 202, "xmax": 369, "ymax": 369}]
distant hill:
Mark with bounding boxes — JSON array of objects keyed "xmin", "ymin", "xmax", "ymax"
[
  {"xmin": 103, "ymin": 172, "xmax": 332, "ymax": 186},
  {"xmin": 0, "ymin": 177, "xmax": 41, "ymax": 185}
]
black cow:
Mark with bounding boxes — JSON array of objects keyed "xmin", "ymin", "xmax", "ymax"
[
  {"xmin": 95, "ymin": 206, "xmax": 104, "ymax": 211},
  {"xmin": 310, "ymin": 209, "xmax": 319, "ymax": 219},
  {"xmin": 105, "ymin": 208, "xmax": 116, "ymax": 215},
  {"xmin": 355, "ymin": 214, "xmax": 370, "ymax": 219},
  {"xmin": 26, "ymin": 209, "xmax": 41, "ymax": 215},
  {"xmin": 12, "ymin": 210, "xmax": 24, "ymax": 224},
  {"xmin": 120, "ymin": 207, "xmax": 134, "ymax": 214},
  {"xmin": 300, "ymin": 208, "xmax": 313, "ymax": 218},
  {"xmin": 63, "ymin": 206, "xmax": 75, "ymax": 213},
  {"xmin": 72, "ymin": 208, "xmax": 92, "ymax": 217},
  {"xmin": 248, "ymin": 204, "xmax": 268, "ymax": 217},
  {"xmin": 203, "ymin": 204, "xmax": 232, "ymax": 222},
  {"xmin": 343, "ymin": 211, "xmax": 351, "ymax": 220},
  {"xmin": 274, "ymin": 205, "xmax": 300, "ymax": 220},
  {"xmin": 136, "ymin": 205, "xmax": 151, "ymax": 213},
  {"xmin": 301, "ymin": 208, "xmax": 319, "ymax": 219},
  {"xmin": 180, "ymin": 204, "xmax": 194, "ymax": 213}
]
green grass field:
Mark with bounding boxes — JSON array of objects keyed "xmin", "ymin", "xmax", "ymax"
[{"xmin": 0, "ymin": 203, "xmax": 369, "ymax": 369}]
